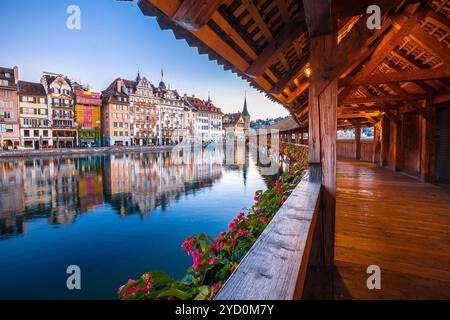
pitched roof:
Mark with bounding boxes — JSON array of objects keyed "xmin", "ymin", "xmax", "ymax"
[
  {"xmin": 266, "ymin": 116, "xmax": 299, "ymax": 132},
  {"xmin": 18, "ymin": 81, "xmax": 46, "ymax": 96},
  {"xmin": 0, "ymin": 67, "xmax": 16, "ymax": 89},
  {"xmin": 102, "ymin": 78, "xmax": 129, "ymax": 103},
  {"xmin": 186, "ymin": 96, "xmax": 223, "ymax": 114},
  {"xmin": 42, "ymin": 74, "xmax": 72, "ymax": 89},
  {"xmin": 223, "ymin": 112, "xmax": 243, "ymax": 125},
  {"xmin": 242, "ymin": 97, "xmax": 249, "ymax": 117}
]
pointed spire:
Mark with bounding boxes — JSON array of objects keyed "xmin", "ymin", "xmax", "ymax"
[
  {"xmin": 159, "ymin": 68, "xmax": 166, "ymax": 89},
  {"xmin": 208, "ymin": 91, "xmax": 211, "ymax": 104},
  {"xmin": 242, "ymin": 92, "xmax": 249, "ymax": 117},
  {"xmin": 136, "ymin": 69, "xmax": 141, "ymax": 84}
]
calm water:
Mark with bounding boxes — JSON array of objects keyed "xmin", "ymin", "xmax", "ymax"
[{"xmin": 0, "ymin": 145, "xmax": 283, "ymax": 299}]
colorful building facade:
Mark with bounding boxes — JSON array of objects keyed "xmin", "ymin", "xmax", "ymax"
[
  {"xmin": 75, "ymin": 89, "xmax": 102, "ymax": 146},
  {"xmin": 126, "ymin": 73, "xmax": 158, "ymax": 146},
  {"xmin": 41, "ymin": 73, "xmax": 76, "ymax": 148},
  {"xmin": 17, "ymin": 81, "xmax": 52, "ymax": 149},
  {"xmin": 0, "ymin": 66, "xmax": 20, "ymax": 149},
  {"xmin": 223, "ymin": 97, "xmax": 251, "ymax": 141},
  {"xmin": 155, "ymin": 78, "xmax": 190, "ymax": 144},
  {"xmin": 101, "ymin": 79, "xmax": 131, "ymax": 147},
  {"xmin": 185, "ymin": 95, "xmax": 223, "ymax": 142}
]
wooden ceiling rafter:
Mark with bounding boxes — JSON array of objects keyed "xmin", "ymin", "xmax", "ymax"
[
  {"xmin": 339, "ymin": 9, "xmax": 429, "ymax": 102},
  {"xmin": 139, "ymin": 0, "xmax": 449, "ymax": 127}
]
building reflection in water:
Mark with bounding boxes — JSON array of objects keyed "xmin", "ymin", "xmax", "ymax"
[{"xmin": 0, "ymin": 145, "xmax": 275, "ymax": 239}]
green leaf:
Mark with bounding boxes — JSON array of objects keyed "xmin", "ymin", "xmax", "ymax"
[
  {"xmin": 198, "ymin": 285, "xmax": 210, "ymax": 297},
  {"xmin": 157, "ymin": 288, "xmax": 193, "ymax": 300},
  {"xmin": 180, "ymin": 274, "xmax": 194, "ymax": 285}
]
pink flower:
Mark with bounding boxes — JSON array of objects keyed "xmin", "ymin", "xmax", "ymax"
[
  {"xmin": 230, "ymin": 237, "xmax": 237, "ymax": 246},
  {"xmin": 118, "ymin": 279, "xmax": 140, "ymax": 298},
  {"xmin": 182, "ymin": 236, "xmax": 196, "ymax": 255},
  {"xmin": 211, "ymin": 283, "xmax": 222, "ymax": 293},
  {"xmin": 280, "ymin": 199, "xmax": 285, "ymax": 205},
  {"xmin": 275, "ymin": 180, "xmax": 281, "ymax": 189},
  {"xmin": 254, "ymin": 209, "xmax": 260, "ymax": 215},
  {"xmin": 142, "ymin": 273, "xmax": 154, "ymax": 293},
  {"xmin": 237, "ymin": 229, "xmax": 250, "ymax": 237},
  {"xmin": 261, "ymin": 217, "xmax": 268, "ymax": 223},
  {"xmin": 228, "ymin": 219, "xmax": 238, "ymax": 231},
  {"xmin": 216, "ymin": 242, "xmax": 224, "ymax": 250},
  {"xmin": 192, "ymin": 250, "xmax": 202, "ymax": 269},
  {"xmin": 208, "ymin": 257, "xmax": 217, "ymax": 266}
]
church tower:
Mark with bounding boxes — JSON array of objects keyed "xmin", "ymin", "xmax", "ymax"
[{"xmin": 242, "ymin": 94, "xmax": 251, "ymax": 134}]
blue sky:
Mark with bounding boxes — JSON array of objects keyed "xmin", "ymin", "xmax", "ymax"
[{"xmin": 0, "ymin": 0, "xmax": 288, "ymax": 120}]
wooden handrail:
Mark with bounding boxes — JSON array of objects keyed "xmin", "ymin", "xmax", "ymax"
[{"xmin": 215, "ymin": 165, "xmax": 322, "ymax": 300}]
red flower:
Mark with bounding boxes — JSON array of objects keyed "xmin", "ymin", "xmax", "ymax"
[
  {"xmin": 192, "ymin": 250, "xmax": 202, "ymax": 269},
  {"xmin": 211, "ymin": 283, "xmax": 221, "ymax": 293},
  {"xmin": 142, "ymin": 273, "xmax": 154, "ymax": 293},
  {"xmin": 182, "ymin": 236, "xmax": 196, "ymax": 255},
  {"xmin": 237, "ymin": 229, "xmax": 250, "ymax": 237},
  {"xmin": 261, "ymin": 217, "xmax": 268, "ymax": 223},
  {"xmin": 228, "ymin": 219, "xmax": 238, "ymax": 231},
  {"xmin": 118, "ymin": 279, "xmax": 140, "ymax": 298},
  {"xmin": 208, "ymin": 257, "xmax": 217, "ymax": 266}
]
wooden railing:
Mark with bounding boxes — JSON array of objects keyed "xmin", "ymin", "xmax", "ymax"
[
  {"xmin": 215, "ymin": 165, "xmax": 322, "ymax": 300},
  {"xmin": 337, "ymin": 139, "xmax": 375, "ymax": 162}
]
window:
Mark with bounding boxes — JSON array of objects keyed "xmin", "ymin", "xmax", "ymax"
[
  {"xmin": 24, "ymin": 130, "xmax": 30, "ymax": 137},
  {"xmin": 39, "ymin": 98, "xmax": 46, "ymax": 104},
  {"xmin": 34, "ymin": 130, "xmax": 39, "ymax": 137},
  {"xmin": 43, "ymin": 130, "xmax": 48, "ymax": 137},
  {"xmin": 4, "ymin": 111, "xmax": 12, "ymax": 119},
  {"xmin": 3, "ymin": 91, "xmax": 10, "ymax": 98}
]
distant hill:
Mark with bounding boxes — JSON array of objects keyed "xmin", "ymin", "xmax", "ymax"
[{"xmin": 250, "ymin": 117, "xmax": 288, "ymax": 129}]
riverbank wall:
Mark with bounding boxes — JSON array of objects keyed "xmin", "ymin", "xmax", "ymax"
[{"xmin": 0, "ymin": 145, "xmax": 178, "ymax": 159}]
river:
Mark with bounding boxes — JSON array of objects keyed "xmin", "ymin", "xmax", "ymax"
[{"xmin": 0, "ymin": 144, "xmax": 284, "ymax": 299}]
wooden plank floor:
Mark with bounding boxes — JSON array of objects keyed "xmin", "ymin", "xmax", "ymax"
[{"xmin": 334, "ymin": 159, "xmax": 450, "ymax": 299}]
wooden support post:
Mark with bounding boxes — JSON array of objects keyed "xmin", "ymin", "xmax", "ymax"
[
  {"xmin": 392, "ymin": 115, "xmax": 402, "ymax": 172},
  {"xmin": 354, "ymin": 122, "xmax": 361, "ymax": 160},
  {"xmin": 308, "ymin": 33, "xmax": 337, "ymax": 280},
  {"xmin": 372, "ymin": 123, "xmax": 381, "ymax": 163},
  {"xmin": 380, "ymin": 117, "xmax": 390, "ymax": 167},
  {"xmin": 420, "ymin": 102, "xmax": 436, "ymax": 182}
]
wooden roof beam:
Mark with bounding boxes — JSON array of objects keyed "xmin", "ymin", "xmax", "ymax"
[
  {"xmin": 245, "ymin": 14, "xmax": 307, "ymax": 78},
  {"xmin": 340, "ymin": 93, "xmax": 432, "ymax": 105},
  {"xmin": 338, "ymin": 8, "xmax": 429, "ymax": 101},
  {"xmin": 338, "ymin": 105, "xmax": 400, "ymax": 113},
  {"xmin": 286, "ymin": 81, "xmax": 310, "ymax": 104},
  {"xmin": 339, "ymin": 66, "xmax": 450, "ymax": 87},
  {"xmin": 331, "ymin": 0, "xmax": 405, "ymax": 18},
  {"xmin": 172, "ymin": 0, "xmax": 224, "ymax": 30},
  {"xmin": 303, "ymin": 0, "xmax": 335, "ymax": 37},
  {"xmin": 269, "ymin": 55, "xmax": 309, "ymax": 94},
  {"xmin": 409, "ymin": 25, "xmax": 450, "ymax": 64},
  {"xmin": 338, "ymin": 112, "xmax": 381, "ymax": 119}
]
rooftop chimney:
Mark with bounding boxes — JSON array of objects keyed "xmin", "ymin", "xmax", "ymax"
[{"xmin": 13, "ymin": 66, "xmax": 19, "ymax": 84}]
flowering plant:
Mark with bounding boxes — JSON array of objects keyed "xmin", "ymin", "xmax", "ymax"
[{"xmin": 118, "ymin": 143, "xmax": 308, "ymax": 300}]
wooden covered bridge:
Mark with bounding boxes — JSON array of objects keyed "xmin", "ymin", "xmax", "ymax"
[{"xmin": 135, "ymin": 0, "xmax": 450, "ymax": 299}]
